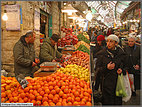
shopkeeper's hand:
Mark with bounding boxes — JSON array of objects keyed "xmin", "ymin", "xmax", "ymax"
[
  {"xmin": 107, "ymin": 61, "xmax": 115, "ymax": 70},
  {"xmin": 134, "ymin": 65, "xmax": 140, "ymax": 70},
  {"xmin": 35, "ymin": 58, "xmax": 40, "ymax": 64},
  {"xmin": 117, "ymin": 68, "xmax": 122, "ymax": 74},
  {"xmin": 32, "ymin": 62, "xmax": 37, "ymax": 67},
  {"xmin": 52, "ymin": 59, "xmax": 56, "ymax": 62}
]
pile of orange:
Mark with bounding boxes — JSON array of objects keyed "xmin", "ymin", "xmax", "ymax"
[{"xmin": 1, "ymin": 72, "xmax": 92, "ymax": 106}]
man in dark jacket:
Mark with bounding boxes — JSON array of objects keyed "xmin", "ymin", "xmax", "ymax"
[
  {"xmin": 95, "ymin": 34, "xmax": 126, "ymax": 105},
  {"xmin": 124, "ymin": 35, "xmax": 140, "ymax": 96},
  {"xmin": 13, "ymin": 31, "xmax": 40, "ymax": 77},
  {"xmin": 39, "ymin": 34, "xmax": 65, "ymax": 63}
]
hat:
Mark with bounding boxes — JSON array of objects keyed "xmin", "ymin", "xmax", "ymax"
[
  {"xmin": 51, "ymin": 34, "xmax": 61, "ymax": 42},
  {"xmin": 97, "ymin": 35, "xmax": 105, "ymax": 41},
  {"xmin": 129, "ymin": 32, "xmax": 136, "ymax": 37},
  {"xmin": 106, "ymin": 34, "xmax": 119, "ymax": 43}
]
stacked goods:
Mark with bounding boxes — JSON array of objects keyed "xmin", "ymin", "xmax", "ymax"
[
  {"xmin": 1, "ymin": 73, "xmax": 92, "ymax": 106},
  {"xmin": 60, "ymin": 51, "xmax": 89, "ymax": 69},
  {"xmin": 77, "ymin": 45, "xmax": 90, "ymax": 54},
  {"xmin": 57, "ymin": 64, "xmax": 90, "ymax": 82},
  {"xmin": 83, "ymin": 32, "xmax": 89, "ymax": 40},
  {"xmin": 58, "ymin": 27, "xmax": 78, "ymax": 47},
  {"xmin": 77, "ymin": 34, "xmax": 90, "ymax": 44},
  {"xmin": 74, "ymin": 41, "xmax": 90, "ymax": 50}
]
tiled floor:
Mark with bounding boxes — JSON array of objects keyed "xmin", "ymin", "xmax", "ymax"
[{"xmin": 123, "ymin": 90, "xmax": 141, "ymax": 105}]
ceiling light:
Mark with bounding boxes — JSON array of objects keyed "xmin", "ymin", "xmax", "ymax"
[{"xmin": 2, "ymin": 10, "xmax": 8, "ymax": 21}]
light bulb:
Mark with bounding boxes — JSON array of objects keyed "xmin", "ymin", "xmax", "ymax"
[
  {"xmin": 68, "ymin": 11, "xmax": 72, "ymax": 15},
  {"xmin": 86, "ymin": 12, "xmax": 92, "ymax": 21},
  {"xmin": 2, "ymin": 13, "xmax": 8, "ymax": 21}
]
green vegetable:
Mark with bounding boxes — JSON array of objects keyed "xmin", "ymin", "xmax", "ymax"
[
  {"xmin": 76, "ymin": 44, "xmax": 90, "ymax": 54},
  {"xmin": 77, "ymin": 33, "xmax": 90, "ymax": 44}
]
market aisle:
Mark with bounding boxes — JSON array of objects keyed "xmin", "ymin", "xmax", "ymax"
[{"xmin": 123, "ymin": 90, "xmax": 141, "ymax": 105}]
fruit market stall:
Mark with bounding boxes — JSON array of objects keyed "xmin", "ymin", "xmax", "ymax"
[{"xmin": 1, "ymin": 31, "xmax": 94, "ymax": 106}]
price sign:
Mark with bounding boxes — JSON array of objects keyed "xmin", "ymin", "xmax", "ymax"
[{"xmin": 15, "ymin": 74, "xmax": 29, "ymax": 89}]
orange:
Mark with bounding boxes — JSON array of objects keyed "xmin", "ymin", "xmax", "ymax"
[
  {"xmin": 1, "ymin": 87, "xmax": 5, "ymax": 92},
  {"xmin": 61, "ymin": 86, "xmax": 66, "ymax": 90},
  {"xmin": 64, "ymin": 88, "xmax": 69, "ymax": 94},
  {"xmin": 19, "ymin": 99, "xmax": 24, "ymax": 103},
  {"xmin": 48, "ymin": 94, "xmax": 53, "ymax": 100},
  {"xmin": 73, "ymin": 101, "xmax": 79, "ymax": 106},
  {"xmin": 37, "ymin": 88, "xmax": 42, "ymax": 93},
  {"xmin": 75, "ymin": 97, "xmax": 80, "ymax": 102},
  {"xmin": 37, "ymin": 96, "xmax": 42, "ymax": 101},
  {"xmin": 9, "ymin": 97, "xmax": 14, "ymax": 102},
  {"xmin": 56, "ymin": 102, "xmax": 62, "ymax": 106},
  {"xmin": 80, "ymin": 101, "xmax": 86, "ymax": 106},
  {"xmin": 36, "ymin": 100, "xmax": 41, "ymax": 106},
  {"xmin": 74, "ymin": 91, "xmax": 79, "ymax": 97},
  {"xmin": 20, "ymin": 93, "xmax": 25, "ymax": 98},
  {"xmin": 42, "ymin": 97, "xmax": 48, "ymax": 102},
  {"xmin": 67, "ymin": 97, "xmax": 72, "ymax": 102},
  {"xmin": 68, "ymin": 102, "xmax": 72, "ymax": 106},
  {"xmin": 55, "ymin": 88, "xmax": 60, "ymax": 93},
  {"xmin": 54, "ymin": 94, "xmax": 59, "ymax": 99},
  {"xmin": 59, "ymin": 91, "xmax": 64, "ymax": 97},
  {"xmin": 43, "ymin": 101, "xmax": 49, "ymax": 106},
  {"xmin": 86, "ymin": 102, "xmax": 92, "ymax": 106},
  {"xmin": 1, "ymin": 92, "xmax": 6, "ymax": 98},
  {"xmin": 45, "ymin": 88, "xmax": 50, "ymax": 94},
  {"xmin": 44, "ymin": 94, "xmax": 48, "ymax": 97},
  {"xmin": 49, "ymin": 102, "xmax": 55, "ymax": 106},
  {"xmin": 1, "ymin": 98, "xmax": 5, "ymax": 102},
  {"xmin": 62, "ymin": 94, "xmax": 67, "ymax": 99},
  {"xmin": 51, "ymin": 90, "xmax": 56, "ymax": 95},
  {"xmin": 40, "ymin": 91, "xmax": 45, "ymax": 96},
  {"xmin": 53, "ymin": 97, "xmax": 58, "ymax": 103},
  {"xmin": 49, "ymin": 86, "xmax": 53, "ymax": 91},
  {"xmin": 13, "ymin": 97, "xmax": 18, "ymax": 102},
  {"xmin": 30, "ymin": 94, "xmax": 35, "ymax": 100},
  {"xmin": 24, "ymin": 87, "xmax": 29, "ymax": 92}
]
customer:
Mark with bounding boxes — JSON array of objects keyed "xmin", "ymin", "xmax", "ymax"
[
  {"xmin": 124, "ymin": 35, "xmax": 140, "ymax": 96},
  {"xmin": 13, "ymin": 30, "xmax": 40, "ymax": 77},
  {"xmin": 95, "ymin": 34, "xmax": 126, "ymax": 105},
  {"xmin": 39, "ymin": 34, "xmax": 65, "ymax": 63},
  {"xmin": 93, "ymin": 35, "xmax": 106, "ymax": 91}
]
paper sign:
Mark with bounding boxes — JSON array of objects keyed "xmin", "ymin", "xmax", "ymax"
[{"xmin": 5, "ymin": 5, "xmax": 20, "ymax": 30}]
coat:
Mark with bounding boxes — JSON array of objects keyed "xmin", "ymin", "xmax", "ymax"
[
  {"xmin": 124, "ymin": 44, "xmax": 140, "ymax": 74},
  {"xmin": 13, "ymin": 35, "xmax": 39, "ymax": 77},
  {"xmin": 39, "ymin": 37, "xmax": 62, "ymax": 63},
  {"xmin": 95, "ymin": 47, "xmax": 126, "ymax": 105},
  {"xmin": 124, "ymin": 44, "xmax": 140, "ymax": 90}
]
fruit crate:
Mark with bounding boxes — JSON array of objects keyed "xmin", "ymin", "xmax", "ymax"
[
  {"xmin": 62, "ymin": 45, "xmax": 75, "ymax": 54},
  {"xmin": 34, "ymin": 62, "xmax": 58, "ymax": 77}
]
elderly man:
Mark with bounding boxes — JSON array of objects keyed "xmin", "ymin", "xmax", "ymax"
[
  {"xmin": 124, "ymin": 35, "xmax": 140, "ymax": 96},
  {"xmin": 13, "ymin": 30, "xmax": 40, "ymax": 77},
  {"xmin": 39, "ymin": 34, "xmax": 65, "ymax": 63},
  {"xmin": 95, "ymin": 34, "xmax": 126, "ymax": 105}
]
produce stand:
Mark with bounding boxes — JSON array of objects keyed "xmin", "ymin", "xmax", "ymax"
[{"xmin": 1, "ymin": 31, "xmax": 94, "ymax": 106}]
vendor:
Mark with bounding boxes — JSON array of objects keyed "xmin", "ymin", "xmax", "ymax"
[
  {"xmin": 13, "ymin": 30, "xmax": 40, "ymax": 78},
  {"xmin": 39, "ymin": 34, "xmax": 65, "ymax": 63}
]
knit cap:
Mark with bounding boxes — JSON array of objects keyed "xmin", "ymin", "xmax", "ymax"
[
  {"xmin": 97, "ymin": 35, "xmax": 105, "ymax": 41},
  {"xmin": 106, "ymin": 34, "xmax": 119, "ymax": 43}
]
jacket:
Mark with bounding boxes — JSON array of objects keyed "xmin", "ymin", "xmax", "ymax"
[
  {"xmin": 96, "ymin": 47, "xmax": 126, "ymax": 105},
  {"xmin": 13, "ymin": 35, "xmax": 37, "ymax": 77},
  {"xmin": 124, "ymin": 44, "xmax": 140, "ymax": 74},
  {"xmin": 39, "ymin": 37, "xmax": 62, "ymax": 63}
]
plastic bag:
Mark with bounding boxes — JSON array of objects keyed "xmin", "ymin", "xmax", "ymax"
[
  {"xmin": 122, "ymin": 72, "xmax": 132, "ymax": 102},
  {"xmin": 128, "ymin": 74, "xmax": 135, "ymax": 91},
  {"xmin": 116, "ymin": 73, "xmax": 127, "ymax": 97}
]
